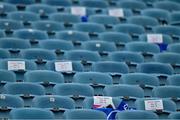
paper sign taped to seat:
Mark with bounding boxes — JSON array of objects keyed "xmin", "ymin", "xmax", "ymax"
[
  {"xmin": 109, "ymin": 9, "xmax": 124, "ymax": 17},
  {"xmin": 8, "ymin": 61, "xmax": 25, "ymax": 71},
  {"xmin": 55, "ymin": 61, "xmax": 73, "ymax": 72},
  {"xmin": 145, "ymin": 99, "xmax": 163, "ymax": 111},
  {"xmin": 93, "ymin": 96, "xmax": 115, "ymax": 109},
  {"xmin": 147, "ymin": 34, "xmax": 163, "ymax": 43},
  {"xmin": 71, "ymin": 7, "xmax": 86, "ymax": 16}
]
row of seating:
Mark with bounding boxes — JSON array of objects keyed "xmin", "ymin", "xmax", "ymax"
[
  {"xmin": 0, "ymin": 20, "xmax": 180, "ymax": 34},
  {"xmin": 1, "ymin": 0, "xmax": 180, "ymax": 11},
  {"xmin": 1, "ymin": 69, "xmax": 180, "ymax": 86},
  {"xmin": 0, "ymin": 94, "xmax": 180, "ymax": 119},
  {"xmin": 7, "ymin": 108, "xmax": 180, "ymax": 119},
  {"xmin": 1, "ymin": 10, "xmax": 180, "ymax": 26},
  {"xmin": 0, "ymin": 23, "xmax": 179, "ymax": 43}
]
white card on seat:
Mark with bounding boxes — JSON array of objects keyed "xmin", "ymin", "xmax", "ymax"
[
  {"xmin": 93, "ymin": 96, "xmax": 115, "ymax": 109},
  {"xmin": 71, "ymin": 7, "xmax": 86, "ymax": 16},
  {"xmin": 8, "ymin": 61, "xmax": 25, "ymax": 71},
  {"xmin": 145, "ymin": 99, "xmax": 164, "ymax": 111},
  {"xmin": 55, "ymin": 61, "xmax": 73, "ymax": 72},
  {"xmin": 147, "ymin": 34, "xmax": 163, "ymax": 43},
  {"xmin": 109, "ymin": 9, "xmax": 124, "ymax": 17}
]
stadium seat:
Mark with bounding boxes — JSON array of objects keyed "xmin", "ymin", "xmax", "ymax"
[
  {"xmin": 0, "ymin": 94, "xmax": 24, "ymax": 108},
  {"xmin": 3, "ymin": 83, "xmax": 45, "ymax": 107},
  {"xmin": 0, "ymin": 30, "xmax": 5, "ymax": 38},
  {"xmin": 82, "ymin": 41, "xmax": 116, "ymax": 60},
  {"xmin": 135, "ymin": 98, "xmax": 176, "ymax": 119},
  {"xmin": 116, "ymin": 110, "xmax": 158, "ymax": 119},
  {"xmin": 138, "ymin": 0, "xmax": 158, "ymax": 6},
  {"xmin": 88, "ymin": 15, "xmax": 119, "ymax": 29},
  {"xmin": 80, "ymin": 0, "xmax": 108, "ymax": 8},
  {"xmin": 153, "ymin": 25, "xmax": 180, "ymax": 42},
  {"xmin": 13, "ymin": 29, "xmax": 48, "ymax": 40},
  {"xmin": 0, "ymin": 38, "xmax": 31, "ymax": 49},
  {"xmin": 0, "ymin": 19, "xmax": 23, "ymax": 35},
  {"xmin": 33, "ymin": 95, "xmax": 75, "ymax": 109},
  {"xmin": 141, "ymin": 8, "xmax": 170, "ymax": 25},
  {"xmin": 120, "ymin": 73, "xmax": 159, "ymax": 97},
  {"xmin": 152, "ymin": 86, "xmax": 180, "ymax": 111},
  {"xmin": 21, "ymin": 48, "xmax": 56, "ymax": 61},
  {"xmin": 167, "ymin": 43, "xmax": 180, "ymax": 53},
  {"xmin": 117, "ymin": 0, "xmax": 146, "ymax": 14},
  {"xmin": 139, "ymin": 34, "xmax": 173, "ymax": 44},
  {"xmin": 8, "ymin": 11, "xmax": 39, "ymax": 25},
  {"xmin": 92, "ymin": 61, "xmax": 128, "ymax": 83},
  {"xmin": 104, "ymin": 84, "xmax": 144, "ymax": 108},
  {"xmin": 169, "ymin": 11, "xmax": 180, "ymax": 26},
  {"xmin": 0, "ymin": 3, "xmax": 17, "ymax": 19},
  {"xmin": 0, "ymin": 49, "xmax": 10, "ymax": 59},
  {"xmin": 0, "ymin": 94, "xmax": 24, "ymax": 119},
  {"xmin": 40, "ymin": 40, "xmax": 73, "ymax": 51},
  {"xmin": 114, "ymin": 24, "xmax": 145, "ymax": 40},
  {"xmin": 64, "ymin": 50, "xmax": 100, "ymax": 62},
  {"xmin": 0, "ymin": 70, "xmax": 16, "ymax": 92},
  {"xmin": 74, "ymin": 23, "xmax": 106, "ymax": 33},
  {"xmin": 127, "ymin": 16, "xmax": 159, "ymax": 31},
  {"xmin": 92, "ymin": 61, "xmax": 129, "ymax": 74},
  {"xmin": 137, "ymin": 62, "xmax": 173, "ymax": 75},
  {"xmin": 74, "ymin": 23, "xmax": 105, "ymax": 39},
  {"xmin": 56, "ymin": 30, "xmax": 90, "ymax": 42},
  {"xmin": 0, "ymin": 38, "xmax": 31, "ymax": 58},
  {"xmin": 153, "ymin": 1, "xmax": 180, "ymax": 12},
  {"xmin": 39, "ymin": 40, "xmax": 73, "ymax": 59},
  {"xmin": 24, "ymin": 70, "xmax": 64, "ymax": 94},
  {"xmin": 64, "ymin": 109, "xmax": 106, "ymax": 120},
  {"xmin": 125, "ymin": 42, "xmax": 160, "ymax": 61},
  {"xmin": 168, "ymin": 112, "xmax": 180, "ymax": 119},
  {"xmin": 10, "ymin": 108, "xmax": 55, "ymax": 119},
  {"xmin": 26, "ymin": 4, "xmax": 57, "ymax": 19},
  {"xmin": 99, "ymin": 32, "xmax": 132, "ymax": 50},
  {"xmin": 73, "ymin": 72, "xmax": 113, "ymax": 95},
  {"xmin": 137, "ymin": 62, "xmax": 173, "ymax": 85},
  {"xmin": 154, "ymin": 52, "xmax": 180, "ymax": 74},
  {"xmin": 42, "ymin": 0, "xmax": 72, "ymax": 6},
  {"xmin": 110, "ymin": 51, "xmax": 144, "ymax": 72},
  {"xmin": 110, "ymin": 51, "xmax": 144, "ymax": 63},
  {"xmin": 167, "ymin": 74, "xmax": 180, "ymax": 86},
  {"xmin": 32, "ymin": 95, "xmax": 75, "ymax": 119},
  {"xmin": 50, "ymin": 13, "xmax": 81, "ymax": 25},
  {"xmin": 53, "ymin": 83, "xmax": 94, "ymax": 108},
  {"xmin": 56, "ymin": 30, "xmax": 90, "ymax": 49},
  {"xmin": 13, "ymin": 29, "xmax": 48, "ymax": 47},
  {"xmin": 0, "ymin": 59, "xmax": 37, "ymax": 80},
  {"xmin": 31, "ymin": 21, "xmax": 64, "ymax": 35},
  {"xmin": 46, "ymin": 60, "xmax": 83, "ymax": 82},
  {"xmin": 4, "ymin": 0, "xmax": 35, "ymax": 5}
]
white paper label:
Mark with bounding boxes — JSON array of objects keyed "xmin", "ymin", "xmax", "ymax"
[
  {"xmin": 96, "ymin": 43, "xmax": 101, "ymax": 48},
  {"xmin": 109, "ymin": 9, "xmax": 124, "ymax": 17},
  {"xmin": 0, "ymin": 95, "xmax": 5, "ymax": 100},
  {"xmin": 0, "ymin": 5, "xmax": 4, "ymax": 9},
  {"xmin": 8, "ymin": 61, "xmax": 25, "ymax": 71},
  {"xmin": 71, "ymin": 7, "xmax": 86, "ymax": 16},
  {"xmin": 145, "ymin": 99, "xmax": 164, "ymax": 111},
  {"xmin": 147, "ymin": 34, "xmax": 163, "ymax": 43},
  {"xmin": 50, "ymin": 97, "xmax": 55, "ymax": 102},
  {"xmin": 55, "ymin": 61, "xmax": 73, "ymax": 72},
  {"xmin": 93, "ymin": 96, "xmax": 115, "ymax": 109}
]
